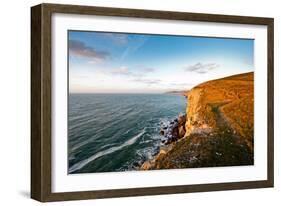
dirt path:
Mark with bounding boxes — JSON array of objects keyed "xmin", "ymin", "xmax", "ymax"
[
  {"xmin": 211, "ymin": 105, "xmax": 228, "ymax": 130},
  {"xmin": 211, "ymin": 104, "xmax": 250, "ymax": 148},
  {"xmin": 150, "ymin": 104, "xmax": 254, "ymax": 169}
]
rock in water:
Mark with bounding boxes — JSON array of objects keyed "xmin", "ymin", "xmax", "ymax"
[{"xmin": 172, "ymin": 126, "xmax": 179, "ymax": 139}]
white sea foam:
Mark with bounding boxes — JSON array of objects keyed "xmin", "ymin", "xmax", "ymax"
[{"xmin": 69, "ymin": 129, "xmax": 145, "ymax": 173}]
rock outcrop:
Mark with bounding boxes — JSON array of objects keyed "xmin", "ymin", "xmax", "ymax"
[{"xmin": 141, "ymin": 72, "xmax": 254, "ymax": 170}]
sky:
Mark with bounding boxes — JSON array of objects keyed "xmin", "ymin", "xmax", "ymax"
[{"xmin": 68, "ymin": 30, "xmax": 254, "ymax": 93}]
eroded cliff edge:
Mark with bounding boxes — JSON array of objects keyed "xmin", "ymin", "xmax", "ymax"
[{"xmin": 141, "ymin": 72, "xmax": 254, "ymax": 170}]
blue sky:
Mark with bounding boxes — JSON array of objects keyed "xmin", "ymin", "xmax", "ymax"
[{"xmin": 68, "ymin": 30, "xmax": 254, "ymax": 93}]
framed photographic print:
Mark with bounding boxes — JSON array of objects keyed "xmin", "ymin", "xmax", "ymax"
[{"xmin": 31, "ymin": 3, "xmax": 274, "ymax": 202}]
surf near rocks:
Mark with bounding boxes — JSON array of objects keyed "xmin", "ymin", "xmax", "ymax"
[{"xmin": 159, "ymin": 114, "xmax": 187, "ymax": 145}]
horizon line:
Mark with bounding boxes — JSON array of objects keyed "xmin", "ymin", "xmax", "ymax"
[{"xmin": 68, "ymin": 71, "xmax": 254, "ymax": 94}]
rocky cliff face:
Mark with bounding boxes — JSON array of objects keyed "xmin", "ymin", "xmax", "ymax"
[
  {"xmin": 185, "ymin": 87, "xmax": 215, "ymax": 136},
  {"xmin": 141, "ymin": 72, "xmax": 254, "ymax": 170}
]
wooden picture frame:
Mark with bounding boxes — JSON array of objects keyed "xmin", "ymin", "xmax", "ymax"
[{"xmin": 31, "ymin": 3, "xmax": 274, "ymax": 202}]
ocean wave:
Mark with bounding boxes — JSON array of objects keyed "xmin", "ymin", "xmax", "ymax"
[
  {"xmin": 69, "ymin": 107, "xmax": 135, "ymax": 131},
  {"xmin": 69, "ymin": 129, "xmax": 145, "ymax": 173},
  {"xmin": 70, "ymin": 124, "xmax": 139, "ymax": 153}
]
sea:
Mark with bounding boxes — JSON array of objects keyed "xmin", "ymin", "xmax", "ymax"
[{"xmin": 68, "ymin": 93, "xmax": 186, "ymax": 174}]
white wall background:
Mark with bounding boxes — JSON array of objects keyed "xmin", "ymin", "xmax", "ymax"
[{"xmin": 0, "ymin": 0, "xmax": 279, "ymax": 205}]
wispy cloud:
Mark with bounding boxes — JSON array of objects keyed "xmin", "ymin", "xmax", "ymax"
[
  {"xmin": 133, "ymin": 78, "xmax": 161, "ymax": 85},
  {"xmin": 111, "ymin": 66, "xmax": 135, "ymax": 76},
  {"xmin": 185, "ymin": 62, "xmax": 220, "ymax": 74},
  {"xmin": 110, "ymin": 65, "xmax": 154, "ymax": 77},
  {"xmin": 69, "ymin": 40, "xmax": 110, "ymax": 60},
  {"xmin": 110, "ymin": 66, "xmax": 160, "ymax": 86},
  {"xmin": 141, "ymin": 67, "xmax": 155, "ymax": 73}
]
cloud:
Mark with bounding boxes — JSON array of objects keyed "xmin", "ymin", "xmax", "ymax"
[
  {"xmin": 111, "ymin": 65, "xmax": 155, "ymax": 77},
  {"xmin": 185, "ymin": 62, "xmax": 219, "ymax": 74},
  {"xmin": 133, "ymin": 78, "xmax": 162, "ymax": 85},
  {"xmin": 141, "ymin": 67, "xmax": 155, "ymax": 73},
  {"xmin": 110, "ymin": 66, "xmax": 160, "ymax": 85},
  {"xmin": 111, "ymin": 66, "xmax": 133, "ymax": 76},
  {"xmin": 69, "ymin": 40, "xmax": 110, "ymax": 60}
]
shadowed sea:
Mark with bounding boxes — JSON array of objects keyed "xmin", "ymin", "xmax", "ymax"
[{"xmin": 68, "ymin": 93, "xmax": 186, "ymax": 174}]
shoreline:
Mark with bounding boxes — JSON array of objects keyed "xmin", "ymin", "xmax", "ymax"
[{"xmin": 140, "ymin": 113, "xmax": 188, "ymax": 170}]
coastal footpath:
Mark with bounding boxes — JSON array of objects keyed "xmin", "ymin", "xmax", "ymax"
[{"xmin": 141, "ymin": 72, "xmax": 254, "ymax": 170}]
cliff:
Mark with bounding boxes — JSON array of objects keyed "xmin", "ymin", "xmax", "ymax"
[
  {"xmin": 185, "ymin": 72, "xmax": 254, "ymax": 150},
  {"xmin": 141, "ymin": 72, "xmax": 254, "ymax": 170}
]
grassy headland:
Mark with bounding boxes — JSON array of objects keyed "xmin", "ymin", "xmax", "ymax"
[{"xmin": 141, "ymin": 72, "xmax": 254, "ymax": 170}]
